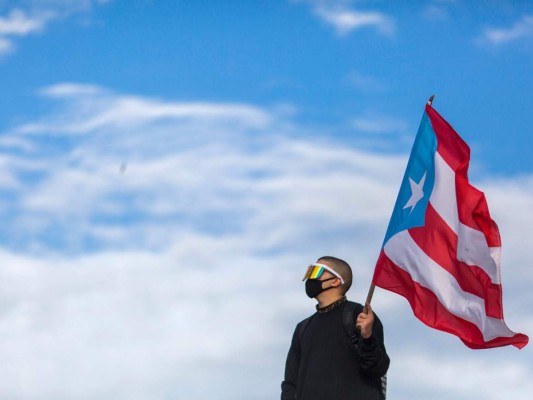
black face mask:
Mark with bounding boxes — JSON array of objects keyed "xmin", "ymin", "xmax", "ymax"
[{"xmin": 305, "ymin": 277, "xmax": 336, "ymax": 298}]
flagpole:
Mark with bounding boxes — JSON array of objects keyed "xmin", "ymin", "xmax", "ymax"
[{"xmin": 363, "ymin": 283, "xmax": 375, "ymax": 314}]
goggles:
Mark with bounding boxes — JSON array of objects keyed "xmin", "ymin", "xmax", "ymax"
[{"xmin": 302, "ymin": 263, "xmax": 345, "ymax": 284}]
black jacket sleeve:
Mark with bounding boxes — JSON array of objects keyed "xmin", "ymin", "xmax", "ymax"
[
  {"xmin": 357, "ymin": 312, "xmax": 390, "ymax": 379},
  {"xmin": 280, "ymin": 324, "xmax": 301, "ymax": 400}
]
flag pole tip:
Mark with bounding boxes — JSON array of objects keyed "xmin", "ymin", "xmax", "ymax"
[{"xmin": 427, "ymin": 94, "xmax": 435, "ymax": 106}]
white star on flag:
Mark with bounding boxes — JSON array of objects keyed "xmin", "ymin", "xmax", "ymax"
[{"xmin": 403, "ymin": 172, "xmax": 426, "ymax": 212}]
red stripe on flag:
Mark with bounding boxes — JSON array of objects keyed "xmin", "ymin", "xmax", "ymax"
[
  {"xmin": 425, "ymin": 104, "xmax": 470, "ymax": 178},
  {"xmin": 409, "ymin": 203, "xmax": 504, "ymax": 318},
  {"xmin": 373, "ymin": 250, "xmax": 529, "ymax": 349},
  {"xmin": 455, "ymin": 174, "xmax": 501, "ymax": 247}
]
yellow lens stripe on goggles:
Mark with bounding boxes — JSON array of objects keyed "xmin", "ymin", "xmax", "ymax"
[{"xmin": 302, "ymin": 263, "xmax": 345, "ymax": 284}]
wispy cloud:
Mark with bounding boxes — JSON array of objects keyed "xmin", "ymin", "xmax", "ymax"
[
  {"xmin": 293, "ymin": 0, "xmax": 395, "ymax": 36},
  {"xmin": 346, "ymin": 71, "xmax": 388, "ymax": 92},
  {"xmin": 0, "ymin": 84, "xmax": 531, "ymax": 398},
  {"xmin": 479, "ymin": 15, "xmax": 533, "ymax": 45},
  {"xmin": 0, "ymin": 9, "xmax": 54, "ymax": 54},
  {"xmin": 18, "ymin": 83, "xmax": 271, "ymax": 135},
  {"xmin": 0, "ymin": 1, "xmax": 111, "ymax": 56},
  {"xmin": 420, "ymin": 0, "xmax": 462, "ymax": 23},
  {"xmin": 314, "ymin": 7, "xmax": 395, "ymax": 36},
  {"xmin": 421, "ymin": 4, "xmax": 450, "ymax": 22},
  {"xmin": 352, "ymin": 113, "xmax": 409, "ymax": 134},
  {"xmin": 0, "ymin": 9, "xmax": 51, "ymax": 35},
  {"xmin": 5, "ymin": 83, "xmax": 400, "ymax": 252}
]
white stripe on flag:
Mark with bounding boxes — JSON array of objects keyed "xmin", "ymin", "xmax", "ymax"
[
  {"xmin": 430, "ymin": 152, "xmax": 500, "ymax": 284},
  {"xmin": 457, "ymin": 224, "xmax": 500, "ymax": 283},
  {"xmin": 430, "ymin": 152, "xmax": 459, "ymax": 231},
  {"xmin": 384, "ymin": 230, "xmax": 515, "ymax": 341}
]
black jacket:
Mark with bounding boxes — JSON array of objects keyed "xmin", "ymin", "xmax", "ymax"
[{"xmin": 281, "ymin": 300, "xmax": 390, "ymax": 400}]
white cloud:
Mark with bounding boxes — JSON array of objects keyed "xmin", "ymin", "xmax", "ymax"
[
  {"xmin": 392, "ymin": 351, "xmax": 533, "ymax": 400},
  {"xmin": 0, "ymin": 9, "xmax": 54, "ymax": 54},
  {"xmin": 293, "ymin": 0, "xmax": 395, "ymax": 36},
  {"xmin": 0, "ymin": 1, "xmax": 111, "ymax": 56},
  {"xmin": 314, "ymin": 7, "xmax": 395, "ymax": 36},
  {"xmin": 479, "ymin": 15, "xmax": 533, "ymax": 45},
  {"xmin": 0, "ymin": 9, "xmax": 52, "ymax": 35},
  {"xmin": 0, "ymin": 247, "xmax": 298, "ymax": 398},
  {"xmin": 5, "ymin": 83, "xmax": 400, "ymax": 255},
  {"xmin": 0, "ymin": 84, "xmax": 531, "ymax": 398},
  {"xmin": 18, "ymin": 84, "xmax": 271, "ymax": 135}
]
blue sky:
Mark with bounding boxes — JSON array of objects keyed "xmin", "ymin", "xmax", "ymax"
[
  {"xmin": 0, "ymin": 1, "xmax": 531, "ymax": 399},
  {"xmin": 1, "ymin": 0, "xmax": 532, "ymax": 173}
]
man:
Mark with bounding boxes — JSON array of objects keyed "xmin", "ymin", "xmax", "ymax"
[{"xmin": 281, "ymin": 256, "xmax": 390, "ymax": 400}]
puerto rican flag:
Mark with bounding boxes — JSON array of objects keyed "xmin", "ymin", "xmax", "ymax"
[{"xmin": 373, "ymin": 102, "xmax": 528, "ymax": 349}]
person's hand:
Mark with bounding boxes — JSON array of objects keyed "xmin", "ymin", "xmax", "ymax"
[{"xmin": 356, "ymin": 302, "xmax": 374, "ymax": 339}]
